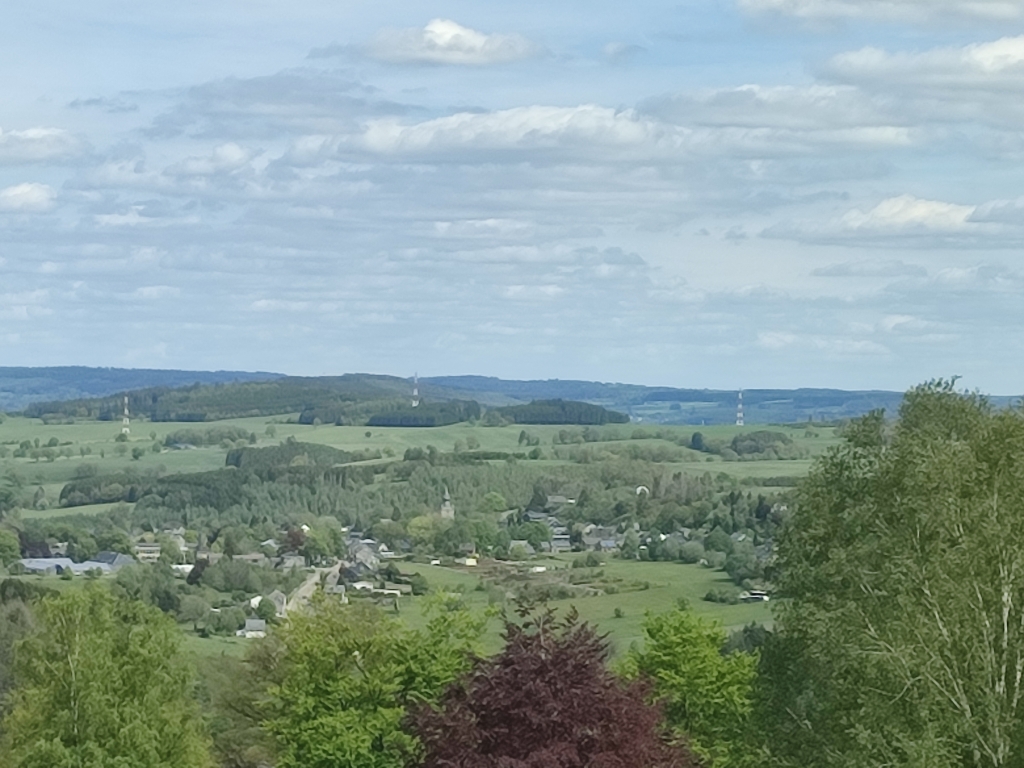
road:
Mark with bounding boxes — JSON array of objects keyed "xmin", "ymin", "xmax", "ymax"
[{"xmin": 286, "ymin": 561, "xmax": 341, "ymax": 613}]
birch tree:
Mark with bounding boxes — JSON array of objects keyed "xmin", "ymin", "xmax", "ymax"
[{"xmin": 767, "ymin": 381, "xmax": 1024, "ymax": 767}]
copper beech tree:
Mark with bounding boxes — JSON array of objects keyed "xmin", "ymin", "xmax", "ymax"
[{"xmin": 410, "ymin": 604, "xmax": 698, "ymax": 768}]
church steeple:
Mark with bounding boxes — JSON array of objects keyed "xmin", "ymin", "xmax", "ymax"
[{"xmin": 440, "ymin": 485, "xmax": 455, "ymax": 520}]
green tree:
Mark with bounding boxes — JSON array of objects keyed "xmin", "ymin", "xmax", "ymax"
[
  {"xmin": 0, "ymin": 528, "xmax": 21, "ymax": 566},
  {"xmin": 620, "ymin": 529, "xmax": 640, "ymax": 559},
  {"xmin": 476, "ymin": 491, "xmax": 508, "ymax": 515},
  {"xmin": 178, "ymin": 595, "xmax": 210, "ymax": 631},
  {"xmin": 765, "ymin": 381, "xmax": 1024, "ymax": 767},
  {"xmin": 254, "ymin": 596, "xmax": 277, "ymax": 623},
  {"xmin": 263, "ymin": 595, "xmax": 484, "ymax": 768},
  {"xmin": 0, "ymin": 588, "xmax": 212, "ymax": 767},
  {"xmin": 624, "ymin": 606, "xmax": 758, "ymax": 767}
]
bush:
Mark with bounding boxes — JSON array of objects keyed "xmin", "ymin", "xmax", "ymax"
[
  {"xmin": 678, "ymin": 541, "xmax": 705, "ymax": 564},
  {"xmin": 704, "ymin": 588, "xmax": 739, "ymax": 605}
]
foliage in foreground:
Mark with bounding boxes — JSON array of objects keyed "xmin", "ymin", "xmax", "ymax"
[
  {"xmin": 262, "ymin": 595, "xmax": 486, "ymax": 768},
  {"xmin": 411, "ymin": 603, "xmax": 698, "ymax": 768},
  {"xmin": 625, "ymin": 607, "xmax": 759, "ymax": 767},
  {"xmin": 0, "ymin": 588, "xmax": 211, "ymax": 768},
  {"xmin": 765, "ymin": 381, "xmax": 1024, "ymax": 767}
]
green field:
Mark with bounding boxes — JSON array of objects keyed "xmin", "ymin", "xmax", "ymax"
[
  {"xmin": 369, "ymin": 556, "xmax": 772, "ymax": 656},
  {"xmin": 0, "ymin": 415, "xmax": 836, "ymax": 518}
]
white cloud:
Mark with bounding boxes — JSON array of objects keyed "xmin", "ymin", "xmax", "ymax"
[
  {"xmin": 95, "ymin": 207, "xmax": 153, "ymax": 227},
  {"xmin": 0, "ymin": 127, "xmax": 85, "ymax": 164},
  {"xmin": 739, "ymin": 0, "xmax": 1024, "ymax": 21},
  {"xmin": 829, "ymin": 36, "xmax": 1024, "ymax": 89},
  {"xmin": 360, "ymin": 105, "xmax": 665, "ymax": 154},
  {"xmin": 365, "ymin": 19, "xmax": 540, "ymax": 65},
  {"xmin": 355, "ymin": 101, "xmax": 912, "ymax": 163},
  {"xmin": 763, "ymin": 195, "xmax": 1003, "ymax": 246},
  {"xmin": 757, "ymin": 330, "xmax": 889, "ymax": 356},
  {"xmin": 841, "ymin": 194, "xmax": 976, "ymax": 231},
  {"xmin": 165, "ymin": 143, "xmax": 255, "ymax": 177},
  {"xmin": 0, "ymin": 182, "xmax": 56, "ymax": 212}
]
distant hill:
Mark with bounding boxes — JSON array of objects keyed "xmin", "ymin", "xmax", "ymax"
[
  {"xmin": 22, "ymin": 374, "xmax": 479, "ymax": 424},
  {"xmin": 425, "ymin": 376, "xmax": 1018, "ymax": 425},
  {"xmin": 0, "ymin": 366, "xmax": 281, "ymax": 412},
  {"xmin": 9, "ymin": 368, "xmax": 1017, "ymax": 427}
]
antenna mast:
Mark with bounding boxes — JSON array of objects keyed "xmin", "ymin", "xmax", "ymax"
[
  {"xmin": 735, "ymin": 391, "xmax": 744, "ymax": 427},
  {"xmin": 122, "ymin": 396, "xmax": 131, "ymax": 435}
]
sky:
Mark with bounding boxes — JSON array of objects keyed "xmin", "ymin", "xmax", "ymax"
[{"xmin": 3, "ymin": 0, "xmax": 1024, "ymax": 393}]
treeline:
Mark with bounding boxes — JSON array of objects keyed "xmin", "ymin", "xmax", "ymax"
[
  {"xmin": 164, "ymin": 425, "xmax": 256, "ymax": 447},
  {"xmin": 690, "ymin": 429, "xmax": 805, "ymax": 461},
  {"xmin": 23, "ymin": 374, "xmax": 463, "ymax": 423},
  {"xmin": 367, "ymin": 400, "xmax": 482, "ymax": 427},
  {"xmin": 490, "ymin": 399, "xmax": 629, "ymax": 425},
  {"xmin": 225, "ymin": 440, "xmax": 380, "ymax": 471}
]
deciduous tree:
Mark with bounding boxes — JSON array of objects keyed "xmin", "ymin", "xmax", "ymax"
[
  {"xmin": 0, "ymin": 588, "xmax": 212, "ymax": 767},
  {"xmin": 766, "ymin": 381, "xmax": 1024, "ymax": 767},
  {"xmin": 412, "ymin": 603, "xmax": 697, "ymax": 768}
]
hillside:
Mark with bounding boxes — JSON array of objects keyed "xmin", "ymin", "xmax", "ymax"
[
  {"xmin": 22, "ymin": 375, "xmax": 483, "ymax": 424},
  {"xmin": 425, "ymin": 377, "xmax": 954, "ymax": 424},
  {"xmin": 0, "ymin": 367, "xmax": 282, "ymax": 412}
]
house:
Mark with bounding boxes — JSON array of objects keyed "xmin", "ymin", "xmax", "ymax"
[
  {"xmin": 268, "ymin": 590, "xmax": 288, "ymax": 616},
  {"xmin": 16, "ymin": 557, "xmax": 115, "ymax": 576},
  {"xmin": 352, "ymin": 580, "xmax": 375, "ymax": 591},
  {"xmin": 90, "ymin": 551, "xmax": 136, "ymax": 571},
  {"xmin": 384, "ymin": 581, "xmax": 413, "ymax": 595},
  {"xmin": 348, "ymin": 542, "xmax": 380, "ymax": 572},
  {"xmin": 509, "ymin": 539, "xmax": 535, "ymax": 556},
  {"xmin": 134, "ymin": 542, "xmax": 162, "ymax": 563},
  {"xmin": 277, "ymin": 554, "xmax": 305, "ymax": 570},
  {"xmin": 548, "ymin": 534, "xmax": 572, "ymax": 553},
  {"xmin": 455, "ymin": 556, "xmax": 478, "ymax": 567},
  {"xmin": 236, "ymin": 618, "xmax": 267, "ymax": 639}
]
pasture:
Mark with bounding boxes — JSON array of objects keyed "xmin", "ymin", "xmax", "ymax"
[{"xmin": 0, "ymin": 414, "xmax": 837, "ymax": 519}]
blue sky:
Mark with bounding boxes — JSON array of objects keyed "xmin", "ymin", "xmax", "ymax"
[{"xmin": 3, "ymin": 0, "xmax": 1024, "ymax": 393}]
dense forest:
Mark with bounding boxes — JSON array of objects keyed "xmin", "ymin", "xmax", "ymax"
[
  {"xmin": 491, "ymin": 399, "xmax": 629, "ymax": 425},
  {"xmin": 367, "ymin": 400, "xmax": 483, "ymax": 427}
]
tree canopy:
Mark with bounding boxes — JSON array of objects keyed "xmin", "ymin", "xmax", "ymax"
[
  {"xmin": 262, "ymin": 595, "xmax": 485, "ymax": 768},
  {"xmin": 764, "ymin": 381, "xmax": 1024, "ymax": 767},
  {"xmin": 0, "ymin": 588, "xmax": 211, "ymax": 768},
  {"xmin": 411, "ymin": 603, "xmax": 697, "ymax": 768}
]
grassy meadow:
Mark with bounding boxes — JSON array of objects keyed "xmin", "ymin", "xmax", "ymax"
[{"xmin": 0, "ymin": 414, "xmax": 837, "ymax": 519}]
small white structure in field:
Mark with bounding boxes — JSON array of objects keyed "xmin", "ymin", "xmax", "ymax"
[{"xmin": 456, "ymin": 556, "xmax": 477, "ymax": 567}]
